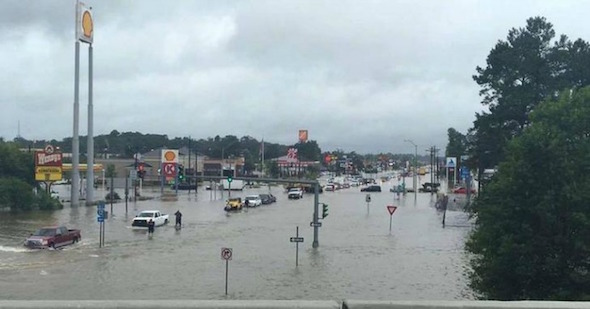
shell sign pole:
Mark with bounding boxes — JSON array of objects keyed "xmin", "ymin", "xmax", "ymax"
[{"xmin": 71, "ymin": 0, "xmax": 95, "ymax": 206}]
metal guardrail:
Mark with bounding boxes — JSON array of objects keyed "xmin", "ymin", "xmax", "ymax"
[{"xmin": 1, "ymin": 300, "xmax": 589, "ymax": 309}]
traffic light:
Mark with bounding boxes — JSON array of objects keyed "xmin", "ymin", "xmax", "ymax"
[
  {"xmin": 227, "ymin": 175, "xmax": 233, "ymax": 183},
  {"xmin": 321, "ymin": 203, "xmax": 328, "ymax": 219},
  {"xmin": 178, "ymin": 165, "xmax": 184, "ymax": 180}
]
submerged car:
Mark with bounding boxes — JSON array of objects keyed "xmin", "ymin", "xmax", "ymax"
[
  {"xmin": 259, "ymin": 193, "xmax": 277, "ymax": 204},
  {"xmin": 288, "ymin": 188, "xmax": 304, "ymax": 199},
  {"xmin": 244, "ymin": 195, "xmax": 262, "ymax": 207},
  {"xmin": 225, "ymin": 198, "xmax": 243, "ymax": 211},
  {"xmin": 452, "ymin": 187, "xmax": 476, "ymax": 194},
  {"xmin": 24, "ymin": 226, "xmax": 81, "ymax": 249},
  {"xmin": 361, "ymin": 185, "xmax": 382, "ymax": 192},
  {"xmin": 132, "ymin": 210, "xmax": 169, "ymax": 227}
]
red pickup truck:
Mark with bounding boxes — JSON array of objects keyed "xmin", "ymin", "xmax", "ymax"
[{"xmin": 24, "ymin": 226, "xmax": 81, "ymax": 249}]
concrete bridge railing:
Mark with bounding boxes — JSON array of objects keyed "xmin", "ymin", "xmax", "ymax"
[{"xmin": 1, "ymin": 300, "xmax": 590, "ymax": 309}]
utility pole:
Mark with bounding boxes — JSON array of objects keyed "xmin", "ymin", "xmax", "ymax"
[
  {"xmin": 404, "ymin": 139, "xmax": 418, "ymax": 202},
  {"xmin": 188, "ymin": 137, "xmax": 191, "ymax": 194}
]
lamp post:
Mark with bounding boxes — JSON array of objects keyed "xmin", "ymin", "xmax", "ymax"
[{"xmin": 404, "ymin": 139, "xmax": 418, "ymax": 202}]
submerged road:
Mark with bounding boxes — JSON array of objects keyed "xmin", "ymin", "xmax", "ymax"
[{"xmin": 0, "ymin": 176, "xmax": 473, "ymax": 300}]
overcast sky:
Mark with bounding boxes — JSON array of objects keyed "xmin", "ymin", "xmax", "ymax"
[{"xmin": 2, "ymin": 1, "xmax": 590, "ymax": 154}]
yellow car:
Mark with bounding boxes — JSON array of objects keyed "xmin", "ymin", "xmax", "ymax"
[{"xmin": 224, "ymin": 198, "xmax": 243, "ymax": 212}]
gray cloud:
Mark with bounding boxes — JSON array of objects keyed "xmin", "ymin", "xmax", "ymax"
[{"xmin": 1, "ymin": 0, "xmax": 590, "ymax": 154}]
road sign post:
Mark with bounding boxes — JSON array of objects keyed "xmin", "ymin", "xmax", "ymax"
[
  {"xmin": 221, "ymin": 247, "xmax": 232, "ymax": 295},
  {"xmin": 387, "ymin": 205, "xmax": 398, "ymax": 233},
  {"xmin": 289, "ymin": 226, "xmax": 304, "ymax": 267},
  {"xmin": 97, "ymin": 201, "xmax": 105, "ymax": 247},
  {"xmin": 366, "ymin": 194, "xmax": 371, "ymax": 214}
]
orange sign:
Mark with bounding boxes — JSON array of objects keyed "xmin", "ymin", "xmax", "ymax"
[
  {"xmin": 77, "ymin": 2, "xmax": 93, "ymax": 44},
  {"xmin": 161, "ymin": 149, "xmax": 179, "ymax": 163},
  {"xmin": 298, "ymin": 130, "xmax": 308, "ymax": 143}
]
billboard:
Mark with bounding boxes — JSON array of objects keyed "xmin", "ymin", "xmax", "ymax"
[
  {"xmin": 35, "ymin": 145, "xmax": 63, "ymax": 181},
  {"xmin": 76, "ymin": 1, "xmax": 94, "ymax": 44},
  {"xmin": 298, "ymin": 130, "xmax": 308, "ymax": 143}
]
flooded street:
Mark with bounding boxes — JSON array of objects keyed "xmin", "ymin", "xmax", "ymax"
[{"xmin": 0, "ymin": 177, "xmax": 473, "ymax": 300}]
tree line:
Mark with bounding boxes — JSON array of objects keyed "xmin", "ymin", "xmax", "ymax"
[{"xmin": 445, "ymin": 16, "xmax": 590, "ymax": 300}]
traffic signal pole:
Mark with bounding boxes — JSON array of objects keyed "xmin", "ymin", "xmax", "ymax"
[{"xmin": 313, "ymin": 182, "xmax": 319, "ymax": 248}]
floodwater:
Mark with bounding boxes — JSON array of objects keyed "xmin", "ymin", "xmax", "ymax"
[{"xmin": 0, "ymin": 176, "xmax": 474, "ymax": 300}]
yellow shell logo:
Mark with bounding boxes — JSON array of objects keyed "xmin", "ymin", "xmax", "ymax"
[
  {"xmin": 164, "ymin": 151, "xmax": 176, "ymax": 162},
  {"xmin": 82, "ymin": 10, "xmax": 93, "ymax": 39}
]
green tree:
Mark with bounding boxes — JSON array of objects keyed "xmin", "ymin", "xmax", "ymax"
[
  {"xmin": 295, "ymin": 140, "xmax": 322, "ymax": 161},
  {"xmin": 105, "ymin": 164, "xmax": 117, "ymax": 177},
  {"xmin": 0, "ymin": 178, "xmax": 35, "ymax": 211},
  {"xmin": 467, "ymin": 87, "xmax": 590, "ymax": 300},
  {"xmin": 471, "ymin": 17, "xmax": 561, "ymax": 169},
  {"xmin": 267, "ymin": 161, "xmax": 279, "ymax": 178},
  {"xmin": 445, "ymin": 128, "xmax": 467, "ymax": 157}
]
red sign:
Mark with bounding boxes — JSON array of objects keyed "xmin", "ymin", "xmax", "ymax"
[
  {"xmin": 163, "ymin": 162, "xmax": 176, "ymax": 177},
  {"xmin": 387, "ymin": 205, "xmax": 397, "ymax": 215},
  {"xmin": 35, "ymin": 145, "xmax": 62, "ymax": 167},
  {"xmin": 324, "ymin": 155, "xmax": 331, "ymax": 164}
]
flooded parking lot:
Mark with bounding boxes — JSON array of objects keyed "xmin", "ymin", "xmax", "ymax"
[{"xmin": 0, "ymin": 178, "xmax": 473, "ymax": 300}]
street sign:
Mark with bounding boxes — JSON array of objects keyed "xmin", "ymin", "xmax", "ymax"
[
  {"xmin": 365, "ymin": 194, "xmax": 371, "ymax": 203},
  {"xmin": 290, "ymin": 237, "xmax": 304, "ymax": 243},
  {"xmin": 97, "ymin": 216, "xmax": 104, "ymax": 223},
  {"xmin": 221, "ymin": 247, "xmax": 233, "ymax": 261},
  {"xmin": 129, "ymin": 169, "xmax": 137, "ymax": 180},
  {"xmin": 446, "ymin": 157, "xmax": 456, "ymax": 168},
  {"xmin": 461, "ymin": 167, "xmax": 470, "ymax": 177},
  {"xmin": 310, "ymin": 222, "xmax": 322, "ymax": 227},
  {"xmin": 387, "ymin": 205, "xmax": 398, "ymax": 215},
  {"xmin": 163, "ymin": 162, "xmax": 176, "ymax": 177}
]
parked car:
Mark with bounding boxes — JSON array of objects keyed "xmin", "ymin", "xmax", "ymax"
[
  {"xmin": 259, "ymin": 193, "xmax": 277, "ymax": 204},
  {"xmin": 452, "ymin": 187, "xmax": 476, "ymax": 194},
  {"xmin": 302, "ymin": 185, "xmax": 323, "ymax": 193},
  {"xmin": 24, "ymin": 226, "xmax": 81, "ymax": 249},
  {"xmin": 244, "ymin": 195, "xmax": 262, "ymax": 207},
  {"xmin": 132, "ymin": 210, "xmax": 169, "ymax": 227},
  {"xmin": 361, "ymin": 185, "xmax": 382, "ymax": 192},
  {"xmin": 225, "ymin": 198, "xmax": 243, "ymax": 212},
  {"xmin": 171, "ymin": 182, "xmax": 197, "ymax": 190},
  {"xmin": 288, "ymin": 188, "xmax": 304, "ymax": 199}
]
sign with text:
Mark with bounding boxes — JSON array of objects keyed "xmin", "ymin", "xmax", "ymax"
[{"xmin": 35, "ymin": 145, "xmax": 63, "ymax": 181}]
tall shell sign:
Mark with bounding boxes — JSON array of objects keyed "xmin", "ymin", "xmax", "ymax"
[{"xmin": 76, "ymin": 1, "xmax": 93, "ymax": 44}]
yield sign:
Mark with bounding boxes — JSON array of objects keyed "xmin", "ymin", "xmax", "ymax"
[
  {"xmin": 163, "ymin": 162, "xmax": 176, "ymax": 177},
  {"xmin": 387, "ymin": 205, "xmax": 398, "ymax": 215}
]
